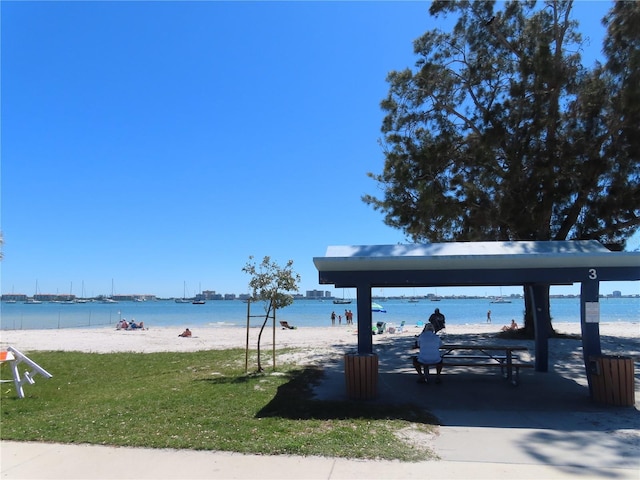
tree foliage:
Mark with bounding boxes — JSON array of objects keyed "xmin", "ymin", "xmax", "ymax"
[
  {"xmin": 242, "ymin": 256, "xmax": 301, "ymax": 372},
  {"xmin": 364, "ymin": 0, "xmax": 639, "ymax": 248}
]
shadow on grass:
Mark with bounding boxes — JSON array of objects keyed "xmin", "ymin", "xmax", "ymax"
[{"xmin": 255, "ymin": 366, "xmax": 438, "ymax": 424}]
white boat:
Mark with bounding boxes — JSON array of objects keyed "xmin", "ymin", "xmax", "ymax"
[
  {"xmin": 175, "ymin": 281, "xmax": 190, "ymax": 303},
  {"xmin": 76, "ymin": 281, "xmax": 89, "ymax": 302},
  {"xmin": 490, "ymin": 297, "xmax": 512, "ymax": 304},
  {"xmin": 490, "ymin": 288, "xmax": 512, "ymax": 303},
  {"xmin": 25, "ymin": 281, "xmax": 42, "ymax": 303}
]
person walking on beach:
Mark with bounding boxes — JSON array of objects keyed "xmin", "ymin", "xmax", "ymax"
[
  {"xmin": 331, "ymin": 311, "xmax": 336, "ymax": 326},
  {"xmin": 428, "ymin": 308, "xmax": 446, "ymax": 333},
  {"xmin": 487, "ymin": 309, "xmax": 492, "ymax": 323}
]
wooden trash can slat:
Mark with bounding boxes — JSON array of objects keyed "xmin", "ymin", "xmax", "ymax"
[
  {"xmin": 589, "ymin": 355, "xmax": 635, "ymax": 407},
  {"xmin": 344, "ymin": 353, "xmax": 378, "ymax": 400}
]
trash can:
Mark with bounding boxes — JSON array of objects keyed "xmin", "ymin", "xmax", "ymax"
[
  {"xmin": 589, "ymin": 355, "xmax": 635, "ymax": 406},
  {"xmin": 344, "ymin": 353, "xmax": 378, "ymax": 400}
]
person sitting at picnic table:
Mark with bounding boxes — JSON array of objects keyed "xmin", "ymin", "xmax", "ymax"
[
  {"xmin": 501, "ymin": 319, "xmax": 518, "ymax": 332},
  {"xmin": 179, "ymin": 328, "xmax": 192, "ymax": 337},
  {"xmin": 412, "ymin": 323, "xmax": 443, "ymax": 384}
]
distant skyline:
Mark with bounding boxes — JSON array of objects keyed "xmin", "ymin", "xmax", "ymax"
[{"xmin": 2, "ymin": 1, "xmax": 637, "ymax": 300}]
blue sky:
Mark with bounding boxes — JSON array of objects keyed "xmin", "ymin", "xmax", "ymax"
[{"xmin": 1, "ymin": 1, "xmax": 637, "ymax": 299}]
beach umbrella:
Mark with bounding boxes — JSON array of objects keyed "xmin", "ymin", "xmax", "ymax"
[{"xmin": 371, "ymin": 302, "xmax": 386, "ymax": 313}]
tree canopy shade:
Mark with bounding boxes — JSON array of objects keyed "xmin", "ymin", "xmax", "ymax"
[{"xmin": 363, "ymin": 0, "xmax": 639, "ymax": 249}]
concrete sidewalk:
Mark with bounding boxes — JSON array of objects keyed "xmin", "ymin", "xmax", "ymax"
[{"xmin": 2, "ymin": 439, "xmax": 638, "ymax": 479}]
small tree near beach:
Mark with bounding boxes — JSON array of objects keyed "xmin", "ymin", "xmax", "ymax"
[{"xmin": 242, "ymin": 256, "xmax": 301, "ymax": 372}]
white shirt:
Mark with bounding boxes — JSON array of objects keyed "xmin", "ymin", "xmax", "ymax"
[{"xmin": 417, "ymin": 330, "xmax": 443, "ymax": 364}]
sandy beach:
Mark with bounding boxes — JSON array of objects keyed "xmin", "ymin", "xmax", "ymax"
[{"xmin": 2, "ymin": 322, "xmax": 638, "ymax": 362}]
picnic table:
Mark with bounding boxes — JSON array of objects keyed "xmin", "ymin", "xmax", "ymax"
[{"xmin": 439, "ymin": 344, "xmax": 531, "ymax": 385}]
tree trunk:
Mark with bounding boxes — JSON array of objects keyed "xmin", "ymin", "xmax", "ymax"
[{"xmin": 256, "ymin": 300, "xmax": 273, "ymax": 372}]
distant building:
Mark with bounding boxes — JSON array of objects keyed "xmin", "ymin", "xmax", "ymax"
[
  {"xmin": 1, "ymin": 294, "xmax": 27, "ymax": 302},
  {"xmin": 306, "ymin": 289, "xmax": 329, "ymax": 299},
  {"xmin": 201, "ymin": 290, "xmax": 223, "ymax": 300},
  {"xmin": 112, "ymin": 294, "xmax": 157, "ymax": 302},
  {"xmin": 612, "ymin": 290, "xmax": 622, "ymax": 298}
]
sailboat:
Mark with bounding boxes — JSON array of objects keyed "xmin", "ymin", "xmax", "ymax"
[
  {"xmin": 192, "ymin": 283, "xmax": 206, "ymax": 304},
  {"xmin": 430, "ymin": 288, "xmax": 441, "ymax": 301},
  {"xmin": 333, "ymin": 289, "xmax": 352, "ymax": 304},
  {"xmin": 101, "ymin": 279, "xmax": 118, "ymax": 303},
  {"xmin": 490, "ymin": 288, "xmax": 512, "ymax": 303},
  {"xmin": 490, "ymin": 296, "xmax": 512, "ymax": 304},
  {"xmin": 175, "ymin": 281, "xmax": 190, "ymax": 303},
  {"xmin": 76, "ymin": 281, "xmax": 89, "ymax": 303},
  {"xmin": 25, "ymin": 280, "xmax": 42, "ymax": 304},
  {"xmin": 408, "ymin": 289, "xmax": 420, "ymax": 302},
  {"xmin": 5, "ymin": 285, "xmax": 17, "ymax": 303}
]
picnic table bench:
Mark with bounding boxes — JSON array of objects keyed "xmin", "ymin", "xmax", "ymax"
[{"xmin": 438, "ymin": 344, "xmax": 532, "ymax": 385}]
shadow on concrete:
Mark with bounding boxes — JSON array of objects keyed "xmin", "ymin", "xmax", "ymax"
[
  {"xmin": 308, "ymin": 330, "xmax": 639, "ymax": 426},
  {"xmin": 256, "ymin": 329, "xmax": 640, "ymax": 474}
]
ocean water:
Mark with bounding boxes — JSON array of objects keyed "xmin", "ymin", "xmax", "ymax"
[{"xmin": 1, "ymin": 297, "xmax": 638, "ymax": 330}]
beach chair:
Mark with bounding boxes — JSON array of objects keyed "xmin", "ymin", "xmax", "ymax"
[
  {"xmin": 0, "ymin": 346, "xmax": 53, "ymax": 399},
  {"xmin": 280, "ymin": 321, "xmax": 296, "ymax": 330},
  {"xmin": 397, "ymin": 321, "xmax": 406, "ymax": 333}
]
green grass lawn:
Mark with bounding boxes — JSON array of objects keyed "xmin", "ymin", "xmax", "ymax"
[{"xmin": 1, "ymin": 349, "xmax": 438, "ymax": 461}]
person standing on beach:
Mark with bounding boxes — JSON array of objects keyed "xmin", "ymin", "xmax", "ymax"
[
  {"xmin": 487, "ymin": 310, "xmax": 492, "ymax": 323},
  {"xmin": 428, "ymin": 308, "xmax": 446, "ymax": 333},
  {"xmin": 331, "ymin": 311, "xmax": 336, "ymax": 326}
]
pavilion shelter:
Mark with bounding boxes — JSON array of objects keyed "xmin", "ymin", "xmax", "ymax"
[{"xmin": 313, "ymin": 241, "xmax": 640, "ymax": 399}]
